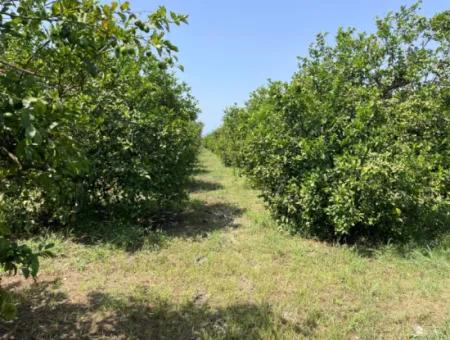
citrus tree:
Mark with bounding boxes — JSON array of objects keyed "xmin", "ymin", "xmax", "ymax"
[
  {"xmin": 207, "ymin": 4, "xmax": 450, "ymax": 242},
  {"xmin": 0, "ymin": 0, "xmax": 201, "ymax": 318}
]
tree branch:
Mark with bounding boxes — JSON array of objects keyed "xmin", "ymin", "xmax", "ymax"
[
  {"xmin": 0, "ymin": 59, "xmax": 43, "ymax": 77},
  {"xmin": 0, "ymin": 147, "xmax": 22, "ymax": 169}
]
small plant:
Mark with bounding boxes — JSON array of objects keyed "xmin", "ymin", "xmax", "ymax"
[{"xmin": 0, "ymin": 230, "xmax": 54, "ymax": 320}]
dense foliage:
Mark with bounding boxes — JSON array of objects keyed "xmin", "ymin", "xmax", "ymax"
[
  {"xmin": 0, "ymin": 0, "xmax": 201, "ymax": 318},
  {"xmin": 0, "ymin": 0, "xmax": 201, "ymax": 232},
  {"xmin": 206, "ymin": 4, "xmax": 450, "ymax": 242}
]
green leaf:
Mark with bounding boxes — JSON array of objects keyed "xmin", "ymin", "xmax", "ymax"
[
  {"xmin": 135, "ymin": 20, "xmax": 145, "ymax": 31},
  {"xmin": 30, "ymin": 256, "xmax": 39, "ymax": 277},
  {"xmin": 22, "ymin": 97, "xmax": 47, "ymax": 114},
  {"xmin": 25, "ymin": 125, "xmax": 37, "ymax": 139},
  {"xmin": 0, "ymin": 301, "xmax": 17, "ymax": 321},
  {"xmin": 84, "ymin": 60, "xmax": 98, "ymax": 77},
  {"xmin": 120, "ymin": 2, "xmax": 129, "ymax": 11},
  {"xmin": 102, "ymin": 5, "xmax": 111, "ymax": 16},
  {"xmin": 21, "ymin": 267, "xmax": 30, "ymax": 279}
]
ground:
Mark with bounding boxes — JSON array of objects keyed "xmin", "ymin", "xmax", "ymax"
[{"xmin": 1, "ymin": 150, "xmax": 449, "ymax": 339}]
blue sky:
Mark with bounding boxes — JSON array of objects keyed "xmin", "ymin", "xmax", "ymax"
[{"xmin": 130, "ymin": 1, "xmax": 448, "ymax": 134}]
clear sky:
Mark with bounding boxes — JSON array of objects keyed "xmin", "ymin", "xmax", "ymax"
[{"xmin": 129, "ymin": 1, "xmax": 448, "ymax": 134}]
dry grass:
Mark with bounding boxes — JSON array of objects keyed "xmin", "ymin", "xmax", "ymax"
[{"xmin": 1, "ymin": 150, "xmax": 449, "ymax": 339}]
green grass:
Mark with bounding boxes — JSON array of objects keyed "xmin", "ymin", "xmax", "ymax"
[{"xmin": 1, "ymin": 149, "xmax": 449, "ymax": 339}]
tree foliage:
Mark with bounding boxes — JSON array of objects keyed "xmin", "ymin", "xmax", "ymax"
[
  {"xmin": 0, "ymin": 0, "xmax": 201, "ymax": 231},
  {"xmin": 0, "ymin": 0, "xmax": 201, "ymax": 319},
  {"xmin": 206, "ymin": 4, "xmax": 450, "ymax": 242}
]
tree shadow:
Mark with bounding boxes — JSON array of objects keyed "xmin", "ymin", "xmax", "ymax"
[
  {"xmin": 188, "ymin": 179, "xmax": 224, "ymax": 193},
  {"xmin": 60, "ymin": 173, "xmax": 241, "ymax": 251},
  {"xmin": 191, "ymin": 162, "xmax": 209, "ymax": 175},
  {"xmin": 0, "ymin": 281, "xmax": 315, "ymax": 339},
  {"xmin": 167, "ymin": 200, "xmax": 245, "ymax": 238}
]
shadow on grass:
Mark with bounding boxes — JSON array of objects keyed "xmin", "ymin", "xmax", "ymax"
[
  {"xmin": 0, "ymin": 281, "xmax": 315, "ymax": 339},
  {"xmin": 67, "ymin": 175, "xmax": 241, "ymax": 252},
  {"xmin": 192, "ymin": 161, "xmax": 210, "ymax": 175},
  {"xmin": 69, "ymin": 199, "xmax": 244, "ymax": 252},
  {"xmin": 188, "ymin": 178, "xmax": 224, "ymax": 193},
  {"xmin": 167, "ymin": 200, "xmax": 245, "ymax": 238}
]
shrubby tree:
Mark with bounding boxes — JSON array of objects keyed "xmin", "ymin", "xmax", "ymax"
[
  {"xmin": 206, "ymin": 4, "xmax": 450, "ymax": 242},
  {"xmin": 0, "ymin": 0, "xmax": 201, "ymax": 318},
  {"xmin": 0, "ymin": 0, "xmax": 201, "ymax": 231}
]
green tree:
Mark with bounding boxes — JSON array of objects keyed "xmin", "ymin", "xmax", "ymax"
[
  {"xmin": 0, "ymin": 0, "xmax": 201, "ymax": 319},
  {"xmin": 207, "ymin": 3, "xmax": 450, "ymax": 242}
]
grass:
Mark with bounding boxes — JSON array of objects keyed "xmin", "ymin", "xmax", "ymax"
[{"xmin": 1, "ymin": 149, "xmax": 449, "ymax": 339}]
